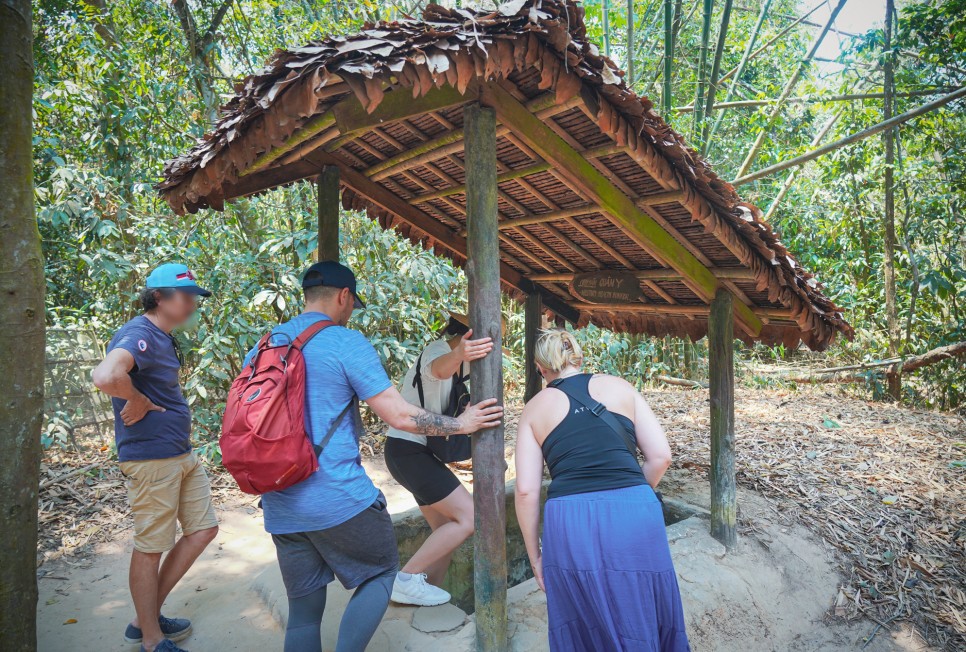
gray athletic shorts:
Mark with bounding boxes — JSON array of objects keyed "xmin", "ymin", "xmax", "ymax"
[{"xmin": 271, "ymin": 493, "xmax": 399, "ymax": 599}]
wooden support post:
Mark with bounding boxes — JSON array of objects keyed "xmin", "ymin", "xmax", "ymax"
[
  {"xmin": 708, "ymin": 288, "xmax": 737, "ymax": 549},
  {"xmin": 317, "ymin": 166, "xmax": 340, "ymax": 261},
  {"xmin": 464, "ymin": 103, "xmax": 508, "ymax": 652},
  {"xmin": 524, "ymin": 292, "xmax": 543, "ymax": 403}
]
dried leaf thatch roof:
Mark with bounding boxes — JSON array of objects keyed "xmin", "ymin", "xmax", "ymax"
[{"xmin": 159, "ymin": 0, "xmax": 853, "ymax": 350}]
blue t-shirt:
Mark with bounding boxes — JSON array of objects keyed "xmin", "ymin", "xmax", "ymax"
[
  {"xmin": 242, "ymin": 312, "xmax": 393, "ymax": 534},
  {"xmin": 107, "ymin": 315, "xmax": 192, "ymax": 462}
]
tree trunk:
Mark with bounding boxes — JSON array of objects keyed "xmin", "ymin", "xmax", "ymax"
[
  {"xmin": 0, "ymin": 1, "xmax": 45, "ymax": 649},
  {"xmin": 882, "ymin": 0, "xmax": 901, "ymax": 400}
]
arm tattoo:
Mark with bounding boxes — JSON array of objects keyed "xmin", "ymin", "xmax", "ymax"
[{"xmin": 409, "ymin": 409, "xmax": 461, "ymax": 436}]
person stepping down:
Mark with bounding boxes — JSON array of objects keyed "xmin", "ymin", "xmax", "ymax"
[{"xmin": 385, "ymin": 313, "xmax": 496, "ymax": 607}]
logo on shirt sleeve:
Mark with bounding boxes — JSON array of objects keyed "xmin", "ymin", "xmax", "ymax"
[{"xmin": 137, "ymin": 339, "xmax": 148, "ymax": 352}]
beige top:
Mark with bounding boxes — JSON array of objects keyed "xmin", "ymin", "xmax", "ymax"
[{"xmin": 386, "ymin": 338, "xmax": 454, "ymax": 446}]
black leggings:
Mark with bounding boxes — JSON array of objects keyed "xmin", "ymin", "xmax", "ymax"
[{"xmin": 284, "ymin": 567, "xmax": 395, "ymax": 652}]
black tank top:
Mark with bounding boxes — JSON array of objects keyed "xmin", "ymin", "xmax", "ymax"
[{"xmin": 541, "ymin": 374, "xmax": 647, "ymax": 499}]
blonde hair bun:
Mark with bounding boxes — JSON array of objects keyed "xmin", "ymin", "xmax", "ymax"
[{"xmin": 534, "ymin": 328, "xmax": 583, "ymax": 373}]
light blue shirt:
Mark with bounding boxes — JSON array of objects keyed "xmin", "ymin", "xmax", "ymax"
[{"xmin": 243, "ymin": 312, "xmax": 392, "ymax": 534}]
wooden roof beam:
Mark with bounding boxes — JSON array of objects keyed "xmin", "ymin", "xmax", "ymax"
[
  {"xmin": 569, "ymin": 302, "xmax": 793, "ymax": 320},
  {"xmin": 302, "ymin": 149, "xmax": 579, "ymax": 323},
  {"xmin": 481, "ymin": 82, "xmax": 763, "ymax": 337},
  {"xmin": 530, "ymin": 269, "xmax": 757, "ymax": 283},
  {"xmin": 243, "ymin": 84, "xmax": 470, "ymax": 178}
]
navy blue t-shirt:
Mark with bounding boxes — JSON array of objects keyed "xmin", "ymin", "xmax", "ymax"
[{"xmin": 107, "ymin": 315, "xmax": 192, "ymax": 462}]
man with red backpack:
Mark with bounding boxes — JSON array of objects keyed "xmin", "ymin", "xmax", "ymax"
[{"xmin": 239, "ymin": 261, "xmax": 503, "ymax": 652}]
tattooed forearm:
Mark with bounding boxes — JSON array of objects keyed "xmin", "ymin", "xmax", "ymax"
[{"xmin": 409, "ymin": 409, "xmax": 462, "ymax": 436}]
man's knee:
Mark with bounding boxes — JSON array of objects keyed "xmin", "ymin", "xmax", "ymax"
[{"xmin": 185, "ymin": 524, "xmax": 219, "ymax": 546}]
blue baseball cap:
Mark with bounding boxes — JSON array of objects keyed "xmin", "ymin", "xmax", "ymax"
[
  {"xmin": 145, "ymin": 263, "xmax": 212, "ymax": 297},
  {"xmin": 301, "ymin": 260, "xmax": 365, "ymax": 309}
]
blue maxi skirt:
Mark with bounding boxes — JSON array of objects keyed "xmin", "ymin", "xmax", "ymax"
[{"xmin": 542, "ymin": 484, "xmax": 691, "ymax": 652}]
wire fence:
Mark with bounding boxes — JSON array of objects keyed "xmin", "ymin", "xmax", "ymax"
[{"xmin": 44, "ymin": 327, "xmax": 112, "ymax": 448}]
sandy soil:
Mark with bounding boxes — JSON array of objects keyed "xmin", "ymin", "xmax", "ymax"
[{"xmin": 38, "ymin": 461, "xmax": 929, "ymax": 652}]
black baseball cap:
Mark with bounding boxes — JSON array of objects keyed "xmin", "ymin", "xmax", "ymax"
[{"xmin": 301, "ymin": 260, "xmax": 365, "ymax": 309}]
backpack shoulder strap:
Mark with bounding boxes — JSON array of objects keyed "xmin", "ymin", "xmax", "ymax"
[
  {"xmin": 548, "ymin": 376, "xmax": 637, "ymax": 457},
  {"xmin": 312, "ymin": 396, "xmax": 357, "ymax": 457},
  {"xmin": 293, "ymin": 319, "xmax": 336, "ymax": 350},
  {"xmin": 411, "ymin": 352, "xmax": 426, "ymax": 408}
]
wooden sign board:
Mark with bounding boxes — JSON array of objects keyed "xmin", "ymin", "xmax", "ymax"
[{"xmin": 569, "ymin": 271, "xmax": 645, "ymax": 304}]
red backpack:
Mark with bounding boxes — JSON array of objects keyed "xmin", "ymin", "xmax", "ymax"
[{"xmin": 220, "ymin": 320, "xmax": 354, "ymax": 494}]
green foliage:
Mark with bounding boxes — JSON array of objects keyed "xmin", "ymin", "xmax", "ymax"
[{"xmin": 32, "ymin": 0, "xmax": 966, "ymax": 449}]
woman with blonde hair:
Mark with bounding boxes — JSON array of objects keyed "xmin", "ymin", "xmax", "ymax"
[{"xmin": 514, "ymin": 329, "xmax": 690, "ymax": 651}]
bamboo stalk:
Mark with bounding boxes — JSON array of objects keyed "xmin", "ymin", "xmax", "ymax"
[
  {"xmin": 627, "ymin": 0, "xmax": 635, "ymax": 86},
  {"xmin": 693, "ymin": 0, "xmax": 715, "ymax": 140},
  {"xmin": 732, "ymin": 85, "xmax": 966, "ymax": 186},
  {"xmin": 704, "ymin": 0, "xmax": 772, "ymax": 152},
  {"xmin": 717, "ymin": 2, "xmax": 822, "ymax": 84},
  {"xmin": 735, "ymin": 0, "xmax": 850, "ymax": 179},
  {"xmin": 762, "ymin": 107, "xmax": 845, "ymax": 221},
  {"xmin": 603, "ymin": 0, "xmax": 611, "ymax": 57},
  {"xmin": 662, "ymin": 0, "xmax": 675, "ymax": 114},
  {"xmin": 677, "ymin": 88, "xmax": 955, "ymax": 112},
  {"xmin": 700, "ymin": 0, "xmax": 733, "ymax": 153}
]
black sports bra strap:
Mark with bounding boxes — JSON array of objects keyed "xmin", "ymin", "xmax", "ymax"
[{"xmin": 549, "ymin": 374, "xmax": 638, "ymax": 457}]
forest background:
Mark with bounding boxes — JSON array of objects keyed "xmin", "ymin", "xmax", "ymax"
[{"xmin": 32, "ymin": 0, "xmax": 966, "ymax": 455}]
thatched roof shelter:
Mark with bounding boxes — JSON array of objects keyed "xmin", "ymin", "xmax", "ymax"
[{"xmin": 159, "ymin": 0, "xmax": 851, "ymax": 351}]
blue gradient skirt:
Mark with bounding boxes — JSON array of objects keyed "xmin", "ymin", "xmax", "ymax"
[{"xmin": 542, "ymin": 484, "xmax": 691, "ymax": 652}]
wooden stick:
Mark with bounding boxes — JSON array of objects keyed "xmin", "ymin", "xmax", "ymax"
[
  {"xmin": 733, "ymin": 85, "xmax": 966, "ymax": 186},
  {"xmin": 317, "ymin": 166, "xmax": 340, "ymax": 261},
  {"xmin": 40, "ymin": 463, "xmax": 100, "ymax": 491},
  {"xmin": 656, "ymin": 374, "xmax": 708, "ymax": 388},
  {"xmin": 524, "ymin": 293, "xmax": 544, "ymax": 402}
]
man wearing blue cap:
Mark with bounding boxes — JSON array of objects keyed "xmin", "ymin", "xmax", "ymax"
[
  {"xmin": 92, "ymin": 263, "xmax": 219, "ymax": 652},
  {"xmin": 242, "ymin": 260, "xmax": 503, "ymax": 652}
]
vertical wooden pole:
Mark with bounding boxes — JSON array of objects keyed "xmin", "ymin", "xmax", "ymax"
[
  {"xmin": 524, "ymin": 292, "xmax": 543, "ymax": 402},
  {"xmin": 317, "ymin": 165, "xmax": 340, "ymax": 261},
  {"xmin": 708, "ymin": 288, "xmax": 737, "ymax": 549},
  {"xmin": 465, "ymin": 102, "xmax": 507, "ymax": 652}
]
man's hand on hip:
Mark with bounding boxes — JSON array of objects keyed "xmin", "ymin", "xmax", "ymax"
[{"xmin": 120, "ymin": 393, "xmax": 166, "ymax": 426}]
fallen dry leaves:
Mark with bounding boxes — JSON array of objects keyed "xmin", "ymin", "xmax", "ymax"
[{"xmin": 648, "ymin": 385, "xmax": 965, "ymax": 651}]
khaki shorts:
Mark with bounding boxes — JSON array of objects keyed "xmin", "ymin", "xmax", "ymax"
[{"xmin": 120, "ymin": 452, "xmax": 218, "ymax": 553}]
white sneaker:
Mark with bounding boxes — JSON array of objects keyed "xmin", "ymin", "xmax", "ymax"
[{"xmin": 391, "ymin": 572, "xmax": 451, "ymax": 606}]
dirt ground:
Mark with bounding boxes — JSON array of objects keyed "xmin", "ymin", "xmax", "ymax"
[{"xmin": 35, "ymin": 386, "xmax": 964, "ymax": 651}]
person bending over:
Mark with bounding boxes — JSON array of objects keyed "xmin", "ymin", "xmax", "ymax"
[
  {"xmin": 384, "ymin": 313, "xmax": 493, "ymax": 606},
  {"xmin": 92, "ymin": 264, "xmax": 219, "ymax": 652},
  {"xmin": 241, "ymin": 261, "xmax": 503, "ymax": 652},
  {"xmin": 514, "ymin": 329, "xmax": 690, "ymax": 652}
]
